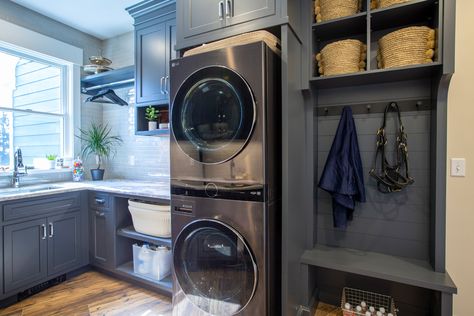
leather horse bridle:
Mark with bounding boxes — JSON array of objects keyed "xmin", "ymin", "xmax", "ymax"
[{"xmin": 369, "ymin": 102, "xmax": 414, "ymax": 193}]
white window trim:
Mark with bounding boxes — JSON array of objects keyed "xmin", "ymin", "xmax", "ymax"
[{"xmin": 0, "ymin": 18, "xmax": 83, "ymax": 160}]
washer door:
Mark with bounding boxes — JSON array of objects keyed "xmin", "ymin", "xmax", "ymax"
[
  {"xmin": 171, "ymin": 66, "xmax": 256, "ymax": 164},
  {"xmin": 173, "ymin": 219, "xmax": 257, "ymax": 315}
]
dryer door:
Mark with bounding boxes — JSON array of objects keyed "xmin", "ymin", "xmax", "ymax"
[
  {"xmin": 173, "ymin": 219, "xmax": 257, "ymax": 315},
  {"xmin": 171, "ymin": 66, "xmax": 256, "ymax": 164}
]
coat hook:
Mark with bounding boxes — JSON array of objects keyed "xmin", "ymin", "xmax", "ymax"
[
  {"xmin": 324, "ymin": 107, "xmax": 328, "ymax": 115},
  {"xmin": 366, "ymin": 105, "xmax": 371, "ymax": 113},
  {"xmin": 416, "ymin": 101, "xmax": 423, "ymax": 110}
]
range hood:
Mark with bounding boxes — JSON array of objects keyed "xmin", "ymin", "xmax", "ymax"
[{"xmin": 81, "ymin": 66, "xmax": 134, "ymax": 106}]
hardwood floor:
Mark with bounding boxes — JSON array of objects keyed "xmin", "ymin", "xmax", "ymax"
[{"xmin": 0, "ymin": 271, "xmax": 172, "ymax": 316}]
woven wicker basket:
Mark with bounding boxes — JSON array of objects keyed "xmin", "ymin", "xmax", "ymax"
[
  {"xmin": 314, "ymin": 0, "xmax": 362, "ymax": 23},
  {"xmin": 377, "ymin": 26, "xmax": 436, "ymax": 69},
  {"xmin": 378, "ymin": 0, "xmax": 411, "ymax": 9},
  {"xmin": 316, "ymin": 39, "xmax": 367, "ymax": 76}
]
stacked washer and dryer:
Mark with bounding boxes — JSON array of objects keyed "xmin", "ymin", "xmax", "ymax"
[{"xmin": 169, "ymin": 42, "xmax": 280, "ymax": 316}]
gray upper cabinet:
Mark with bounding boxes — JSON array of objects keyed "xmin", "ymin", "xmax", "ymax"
[
  {"xmin": 182, "ymin": 0, "xmax": 225, "ymax": 38},
  {"xmin": 135, "ymin": 21, "xmax": 168, "ymax": 104},
  {"xmin": 127, "ymin": 0, "xmax": 177, "ymax": 106},
  {"xmin": 226, "ymin": 0, "xmax": 275, "ymax": 26},
  {"xmin": 4, "ymin": 218, "xmax": 48, "ymax": 293},
  {"xmin": 181, "ymin": 0, "xmax": 275, "ymax": 39},
  {"xmin": 47, "ymin": 211, "xmax": 82, "ymax": 276}
]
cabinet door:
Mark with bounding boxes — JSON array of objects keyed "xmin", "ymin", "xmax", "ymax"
[
  {"xmin": 164, "ymin": 19, "xmax": 177, "ymax": 94},
  {"xmin": 90, "ymin": 209, "xmax": 114, "ymax": 269},
  {"xmin": 182, "ymin": 0, "xmax": 225, "ymax": 38},
  {"xmin": 47, "ymin": 211, "xmax": 82, "ymax": 276},
  {"xmin": 226, "ymin": 0, "xmax": 275, "ymax": 26},
  {"xmin": 4, "ymin": 218, "xmax": 47, "ymax": 293},
  {"xmin": 135, "ymin": 22, "xmax": 167, "ymax": 104}
]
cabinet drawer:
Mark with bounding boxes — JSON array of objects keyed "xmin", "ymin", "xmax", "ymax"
[
  {"xmin": 3, "ymin": 193, "xmax": 81, "ymax": 222},
  {"xmin": 89, "ymin": 193, "xmax": 110, "ymax": 209}
]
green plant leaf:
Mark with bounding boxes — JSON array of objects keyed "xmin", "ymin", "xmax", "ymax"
[{"xmin": 76, "ymin": 123, "xmax": 123, "ymax": 169}]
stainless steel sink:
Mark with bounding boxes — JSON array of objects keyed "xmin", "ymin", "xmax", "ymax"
[{"xmin": 0, "ymin": 184, "xmax": 64, "ymax": 196}]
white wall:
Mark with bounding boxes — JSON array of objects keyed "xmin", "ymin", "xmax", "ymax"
[{"xmin": 446, "ymin": 0, "xmax": 474, "ymax": 315}]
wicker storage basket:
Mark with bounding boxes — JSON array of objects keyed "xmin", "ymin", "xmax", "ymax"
[
  {"xmin": 314, "ymin": 0, "xmax": 362, "ymax": 23},
  {"xmin": 316, "ymin": 39, "xmax": 367, "ymax": 76},
  {"xmin": 377, "ymin": 26, "xmax": 436, "ymax": 69},
  {"xmin": 377, "ymin": 0, "xmax": 411, "ymax": 9}
]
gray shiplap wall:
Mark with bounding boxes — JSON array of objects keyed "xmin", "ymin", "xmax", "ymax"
[{"xmin": 315, "ymin": 110, "xmax": 431, "ymax": 261}]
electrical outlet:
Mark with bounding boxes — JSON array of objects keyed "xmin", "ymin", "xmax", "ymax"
[
  {"xmin": 451, "ymin": 158, "xmax": 466, "ymax": 177},
  {"xmin": 128, "ymin": 155, "xmax": 135, "ymax": 166}
]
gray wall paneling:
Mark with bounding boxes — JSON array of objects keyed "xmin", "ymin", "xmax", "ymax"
[{"xmin": 280, "ymin": 24, "xmax": 314, "ymax": 315}]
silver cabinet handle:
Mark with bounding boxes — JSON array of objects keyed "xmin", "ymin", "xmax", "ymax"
[
  {"xmin": 160, "ymin": 76, "xmax": 165, "ymax": 94},
  {"xmin": 94, "ymin": 198, "xmax": 105, "ymax": 205},
  {"xmin": 225, "ymin": 0, "xmax": 232, "ymax": 18},
  {"xmin": 41, "ymin": 224, "xmax": 46, "ymax": 240},
  {"xmin": 49, "ymin": 222, "xmax": 54, "ymax": 238},
  {"xmin": 218, "ymin": 1, "xmax": 224, "ymax": 20},
  {"xmin": 164, "ymin": 76, "xmax": 169, "ymax": 94},
  {"xmin": 96, "ymin": 210, "xmax": 105, "ymax": 217}
]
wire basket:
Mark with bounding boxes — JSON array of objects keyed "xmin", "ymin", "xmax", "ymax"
[
  {"xmin": 316, "ymin": 39, "xmax": 367, "ymax": 76},
  {"xmin": 341, "ymin": 287, "xmax": 398, "ymax": 316},
  {"xmin": 314, "ymin": 0, "xmax": 362, "ymax": 23},
  {"xmin": 377, "ymin": 26, "xmax": 436, "ymax": 69}
]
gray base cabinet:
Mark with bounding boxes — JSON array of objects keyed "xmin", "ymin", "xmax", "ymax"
[
  {"xmin": 90, "ymin": 208, "xmax": 114, "ymax": 269},
  {"xmin": 4, "ymin": 218, "xmax": 48, "ymax": 293},
  {"xmin": 1, "ymin": 192, "xmax": 87, "ymax": 299},
  {"xmin": 47, "ymin": 211, "xmax": 82, "ymax": 276}
]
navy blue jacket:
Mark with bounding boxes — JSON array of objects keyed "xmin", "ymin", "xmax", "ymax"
[{"xmin": 319, "ymin": 106, "xmax": 366, "ymax": 229}]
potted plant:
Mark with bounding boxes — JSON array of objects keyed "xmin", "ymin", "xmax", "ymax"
[
  {"xmin": 45, "ymin": 154, "xmax": 57, "ymax": 169},
  {"xmin": 77, "ymin": 123, "xmax": 122, "ymax": 181},
  {"xmin": 145, "ymin": 106, "xmax": 160, "ymax": 131}
]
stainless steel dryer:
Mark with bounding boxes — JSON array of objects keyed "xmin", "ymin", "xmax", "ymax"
[
  {"xmin": 169, "ymin": 42, "xmax": 280, "ymax": 202},
  {"xmin": 171, "ymin": 195, "xmax": 278, "ymax": 316}
]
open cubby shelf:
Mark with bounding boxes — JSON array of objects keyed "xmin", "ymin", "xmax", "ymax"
[
  {"xmin": 302, "ymin": 245, "xmax": 456, "ymax": 294},
  {"xmin": 311, "ymin": 0, "xmax": 440, "ymax": 86},
  {"xmin": 117, "ymin": 226, "xmax": 172, "ymax": 247},
  {"xmin": 135, "ymin": 105, "xmax": 169, "ymax": 136},
  {"xmin": 116, "ymin": 261, "xmax": 172, "ymax": 293},
  {"xmin": 310, "ymin": 62, "xmax": 441, "ymax": 88},
  {"xmin": 304, "ymin": 0, "xmax": 455, "ymax": 314}
]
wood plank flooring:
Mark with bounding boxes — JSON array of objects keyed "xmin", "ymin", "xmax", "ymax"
[{"xmin": 0, "ymin": 271, "xmax": 172, "ymax": 316}]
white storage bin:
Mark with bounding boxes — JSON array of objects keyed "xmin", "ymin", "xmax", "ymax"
[
  {"xmin": 133, "ymin": 243, "xmax": 172, "ymax": 281},
  {"xmin": 128, "ymin": 199, "xmax": 171, "ymax": 238}
]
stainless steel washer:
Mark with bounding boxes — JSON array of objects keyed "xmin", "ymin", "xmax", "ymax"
[{"xmin": 171, "ymin": 196, "xmax": 278, "ymax": 316}]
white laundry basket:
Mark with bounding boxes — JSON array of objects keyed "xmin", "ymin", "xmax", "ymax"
[
  {"xmin": 133, "ymin": 244, "xmax": 172, "ymax": 281},
  {"xmin": 128, "ymin": 199, "xmax": 171, "ymax": 237}
]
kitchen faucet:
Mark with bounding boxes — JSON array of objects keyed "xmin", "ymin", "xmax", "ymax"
[{"xmin": 12, "ymin": 147, "xmax": 27, "ymax": 188}]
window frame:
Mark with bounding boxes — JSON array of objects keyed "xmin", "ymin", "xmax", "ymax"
[{"xmin": 0, "ymin": 46, "xmax": 74, "ymax": 168}]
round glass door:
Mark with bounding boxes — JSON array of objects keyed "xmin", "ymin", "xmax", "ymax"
[
  {"xmin": 173, "ymin": 219, "xmax": 257, "ymax": 315},
  {"xmin": 171, "ymin": 66, "xmax": 256, "ymax": 164}
]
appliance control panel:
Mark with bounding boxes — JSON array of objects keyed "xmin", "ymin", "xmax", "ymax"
[{"xmin": 171, "ymin": 179, "xmax": 265, "ymax": 202}]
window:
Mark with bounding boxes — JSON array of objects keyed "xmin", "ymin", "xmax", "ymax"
[{"xmin": 0, "ymin": 47, "xmax": 69, "ymax": 170}]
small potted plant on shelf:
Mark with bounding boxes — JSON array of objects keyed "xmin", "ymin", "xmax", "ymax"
[
  {"xmin": 45, "ymin": 154, "xmax": 57, "ymax": 169},
  {"xmin": 145, "ymin": 106, "xmax": 161, "ymax": 131},
  {"xmin": 77, "ymin": 123, "xmax": 122, "ymax": 181}
]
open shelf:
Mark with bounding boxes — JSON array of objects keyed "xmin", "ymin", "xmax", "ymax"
[
  {"xmin": 310, "ymin": 62, "xmax": 441, "ymax": 88},
  {"xmin": 81, "ymin": 66, "xmax": 135, "ymax": 95},
  {"xmin": 117, "ymin": 226, "xmax": 172, "ymax": 247},
  {"xmin": 371, "ymin": 0, "xmax": 437, "ymax": 31},
  {"xmin": 135, "ymin": 129, "xmax": 170, "ymax": 136},
  {"xmin": 301, "ymin": 245, "xmax": 457, "ymax": 294},
  {"xmin": 116, "ymin": 261, "xmax": 172, "ymax": 294},
  {"xmin": 313, "ymin": 12, "xmax": 367, "ymax": 41}
]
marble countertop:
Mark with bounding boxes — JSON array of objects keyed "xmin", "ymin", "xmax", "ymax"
[{"xmin": 0, "ymin": 179, "xmax": 170, "ymax": 202}]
